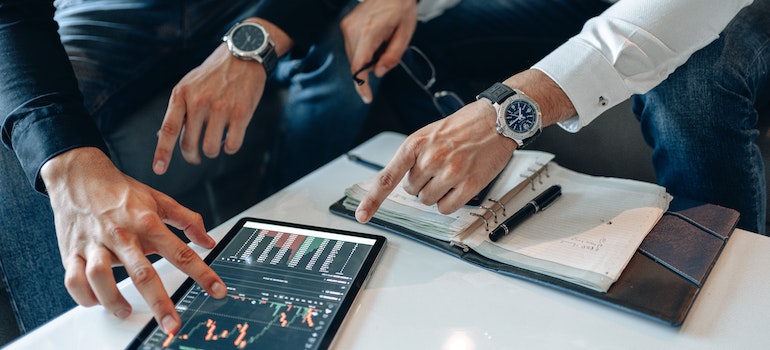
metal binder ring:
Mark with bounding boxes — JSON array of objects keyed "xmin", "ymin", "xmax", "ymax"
[
  {"xmin": 520, "ymin": 174, "xmax": 536, "ymax": 191},
  {"xmin": 488, "ymin": 199, "xmax": 506, "ymax": 216},
  {"xmin": 528, "ymin": 167, "xmax": 543, "ymax": 184},
  {"xmin": 469, "ymin": 212, "xmax": 490, "ymax": 231},
  {"xmin": 479, "ymin": 205, "xmax": 497, "ymax": 223}
]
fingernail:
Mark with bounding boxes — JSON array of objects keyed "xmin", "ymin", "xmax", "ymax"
[
  {"xmin": 115, "ymin": 308, "xmax": 130, "ymax": 319},
  {"xmin": 355, "ymin": 209, "xmax": 369, "ymax": 223},
  {"xmin": 154, "ymin": 160, "xmax": 166, "ymax": 173},
  {"xmin": 161, "ymin": 315, "xmax": 178, "ymax": 334},
  {"xmin": 211, "ymin": 281, "xmax": 227, "ymax": 298}
]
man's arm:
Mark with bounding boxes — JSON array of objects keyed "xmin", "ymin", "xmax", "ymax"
[
  {"xmin": 0, "ymin": 0, "xmax": 109, "ymax": 191},
  {"xmin": 355, "ymin": 0, "xmax": 752, "ymax": 222},
  {"xmin": 151, "ymin": 0, "xmax": 351, "ymax": 172},
  {"xmin": 535, "ymin": 0, "xmax": 753, "ymax": 132},
  {"xmin": 0, "ymin": 0, "xmax": 226, "ymax": 334}
]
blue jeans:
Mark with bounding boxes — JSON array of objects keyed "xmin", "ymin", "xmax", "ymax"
[
  {"xmin": 0, "ymin": 0, "xmax": 363, "ymax": 334},
  {"xmin": 633, "ymin": 0, "xmax": 770, "ymax": 235},
  {"xmin": 266, "ymin": 0, "xmax": 374, "ymax": 192}
]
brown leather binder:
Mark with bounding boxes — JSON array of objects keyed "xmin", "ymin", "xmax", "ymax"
[{"xmin": 330, "ymin": 197, "xmax": 739, "ymax": 326}]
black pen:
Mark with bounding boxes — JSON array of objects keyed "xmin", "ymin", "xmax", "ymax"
[
  {"xmin": 488, "ymin": 185, "xmax": 562, "ymax": 242},
  {"xmin": 346, "ymin": 153, "xmax": 384, "ymax": 171}
]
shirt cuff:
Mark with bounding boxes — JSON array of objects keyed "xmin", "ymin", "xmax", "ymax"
[
  {"xmin": 532, "ymin": 38, "xmax": 632, "ymax": 133},
  {"xmin": 10, "ymin": 106, "xmax": 109, "ymax": 193}
]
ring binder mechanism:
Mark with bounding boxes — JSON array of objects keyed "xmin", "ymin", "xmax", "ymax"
[
  {"xmin": 475, "ymin": 164, "xmax": 551, "ymax": 231},
  {"xmin": 450, "ymin": 240, "xmax": 470, "ymax": 252},
  {"xmin": 332, "ymin": 148, "xmax": 738, "ymax": 326},
  {"xmin": 469, "ymin": 212, "xmax": 489, "ymax": 231}
]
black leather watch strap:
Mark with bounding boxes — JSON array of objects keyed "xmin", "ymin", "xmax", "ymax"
[
  {"xmin": 477, "ymin": 82, "xmax": 516, "ymax": 104},
  {"xmin": 519, "ymin": 128, "xmax": 542, "ymax": 149},
  {"xmin": 260, "ymin": 43, "xmax": 278, "ymax": 76}
]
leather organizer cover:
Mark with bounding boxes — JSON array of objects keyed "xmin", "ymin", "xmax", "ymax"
[{"xmin": 330, "ymin": 197, "xmax": 739, "ymax": 326}]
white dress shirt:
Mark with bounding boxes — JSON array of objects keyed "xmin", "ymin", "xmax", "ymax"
[{"xmin": 532, "ymin": 0, "xmax": 753, "ymax": 131}]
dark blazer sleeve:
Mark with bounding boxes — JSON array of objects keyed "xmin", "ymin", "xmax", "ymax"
[
  {"xmin": 254, "ymin": 0, "xmax": 351, "ymax": 54},
  {"xmin": 0, "ymin": 0, "xmax": 110, "ymax": 193}
]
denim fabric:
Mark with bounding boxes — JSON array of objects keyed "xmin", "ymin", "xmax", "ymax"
[
  {"xmin": 265, "ymin": 0, "xmax": 374, "ymax": 193},
  {"xmin": 633, "ymin": 0, "xmax": 770, "ymax": 234},
  {"xmin": 0, "ymin": 0, "xmax": 359, "ymax": 334},
  {"xmin": 0, "ymin": 146, "xmax": 71, "ymax": 334}
]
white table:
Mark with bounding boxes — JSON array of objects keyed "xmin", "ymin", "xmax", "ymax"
[{"xmin": 8, "ymin": 131, "xmax": 770, "ymax": 349}]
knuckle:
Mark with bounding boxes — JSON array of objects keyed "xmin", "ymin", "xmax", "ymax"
[
  {"xmin": 376, "ymin": 172, "xmax": 399, "ymax": 189},
  {"xmin": 107, "ymin": 225, "xmax": 133, "ymax": 244},
  {"xmin": 190, "ymin": 212, "xmax": 204, "ymax": 228},
  {"xmin": 230, "ymin": 105, "xmax": 250, "ymax": 121},
  {"xmin": 85, "ymin": 259, "xmax": 112, "ymax": 280},
  {"xmin": 173, "ymin": 246, "xmax": 199, "ymax": 266},
  {"xmin": 63, "ymin": 269, "xmax": 85, "ymax": 292},
  {"xmin": 136, "ymin": 213, "xmax": 160, "ymax": 233},
  {"xmin": 340, "ymin": 17, "xmax": 352, "ymax": 32},
  {"xmin": 179, "ymin": 136, "xmax": 198, "ymax": 153},
  {"xmin": 158, "ymin": 121, "xmax": 180, "ymax": 138},
  {"xmin": 209, "ymin": 100, "xmax": 227, "ymax": 115},
  {"xmin": 188, "ymin": 94, "xmax": 208, "ymax": 111},
  {"xmin": 170, "ymin": 85, "xmax": 187, "ymax": 100},
  {"xmin": 129, "ymin": 264, "xmax": 156, "ymax": 287}
]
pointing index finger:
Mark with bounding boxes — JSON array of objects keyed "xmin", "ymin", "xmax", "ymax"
[
  {"xmin": 153, "ymin": 91, "xmax": 187, "ymax": 175},
  {"xmin": 355, "ymin": 141, "xmax": 418, "ymax": 223}
]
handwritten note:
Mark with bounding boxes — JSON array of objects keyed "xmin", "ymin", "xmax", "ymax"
[{"xmin": 464, "ymin": 164, "xmax": 670, "ymax": 292}]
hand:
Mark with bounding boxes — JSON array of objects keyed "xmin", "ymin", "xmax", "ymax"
[
  {"xmin": 354, "ymin": 70, "xmax": 578, "ymax": 222},
  {"xmin": 42, "ymin": 148, "xmax": 227, "ymax": 334},
  {"xmin": 355, "ymin": 101, "xmax": 517, "ymax": 223},
  {"xmin": 152, "ymin": 43, "xmax": 266, "ymax": 174},
  {"xmin": 341, "ymin": 0, "xmax": 418, "ymax": 103}
]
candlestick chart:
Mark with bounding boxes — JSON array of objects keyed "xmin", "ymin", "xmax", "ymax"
[{"xmin": 135, "ymin": 224, "xmax": 376, "ymax": 350}]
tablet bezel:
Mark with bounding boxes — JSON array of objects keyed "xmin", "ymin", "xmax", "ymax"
[{"xmin": 126, "ymin": 217, "xmax": 386, "ymax": 350}]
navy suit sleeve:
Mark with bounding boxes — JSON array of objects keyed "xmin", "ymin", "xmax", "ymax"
[
  {"xmin": 0, "ymin": 0, "xmax": 109, "ymax": 193},
  {"xmin": 254, "ymin": 0, "xmax": 351, "ymax": 54}
]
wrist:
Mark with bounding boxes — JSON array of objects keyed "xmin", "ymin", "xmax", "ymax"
[
  {"xmin": 502, "ymin": 69, "xmax": 576, "ymax": 127},
  {"xmin": 41, "ymin": 147, "xmax": 112, "ymax": 191}
]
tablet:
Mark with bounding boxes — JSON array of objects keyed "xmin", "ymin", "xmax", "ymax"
[{"xmin": 127, "ymin": 218, "xmax": 386, "ymax": 350}]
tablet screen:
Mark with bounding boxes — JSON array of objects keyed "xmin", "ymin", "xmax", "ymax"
[{"xmin": 127, "ymin": 218, "xmax": 386, "ymax": 350}]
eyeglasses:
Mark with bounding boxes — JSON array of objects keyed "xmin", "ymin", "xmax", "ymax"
[{"xmin": 352, "ymin": 46, "xmax": 465, "ymax": 117}]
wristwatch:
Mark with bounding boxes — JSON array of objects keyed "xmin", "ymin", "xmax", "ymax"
[
  {"xmin": 477, "ymin": 82, "xmax": 542, "ymax": 149},
  {"xmin": 222, "ymin": 22, "xmax": 278, "ymax": 75}
]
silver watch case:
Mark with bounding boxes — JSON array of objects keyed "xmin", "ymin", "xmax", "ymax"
[
  {"xmin": 222, "ymin": 22, "xmax": 274, "ymax": 64},
  {"xmin": 494, "ymin": 90, "xmax": 543, "ymax": 147}
]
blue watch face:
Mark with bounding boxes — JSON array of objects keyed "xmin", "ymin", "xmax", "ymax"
[
  {"xmin": 504, "ymin": 100, "xmax": 538, "ymax": 133},
  {"xmin": 232, "ymin": 25, "xmax": 265, "ymax": 52}
]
